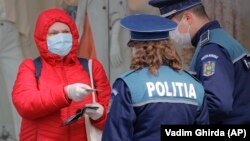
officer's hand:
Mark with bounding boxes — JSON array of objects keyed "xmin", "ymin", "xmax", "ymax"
[
  {"xmin": 64, "ymin": 83, "xmax": 92, "ymax": 102},
  {"xmin": 85, "ymin": 103, "xmax": 104, "ymax": 120}
]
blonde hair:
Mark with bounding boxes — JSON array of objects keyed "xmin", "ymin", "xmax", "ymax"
[{"xmin": 128, "ymin": 39, "xmax": 182, "ymax": 75}]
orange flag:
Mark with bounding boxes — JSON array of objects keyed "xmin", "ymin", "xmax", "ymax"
[{"xmin": 78, "ymin": 12, "xmax": 96, "ymax": 59}]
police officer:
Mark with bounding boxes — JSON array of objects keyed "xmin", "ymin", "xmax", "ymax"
[
  {"xmin": 102, "ymin": 14, "xmax": 209, "ymax": 141},
  {"xmin": 149, "ymin": 0, "xmax": 250, "ymax": 124}
]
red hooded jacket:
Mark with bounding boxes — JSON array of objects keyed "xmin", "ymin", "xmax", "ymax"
[{"xmin": 12, "ymin": 8, "xmax": 111, "ymax": 141}]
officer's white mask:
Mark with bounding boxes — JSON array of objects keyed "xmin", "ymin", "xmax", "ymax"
[{"xmin": 169, "ymin": 15, "xmax": 191, "ymax": 46}]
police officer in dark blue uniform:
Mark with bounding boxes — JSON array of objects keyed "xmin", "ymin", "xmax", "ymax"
[
  {"xmin": 149, "ymin": 0, "xmax": 250, "ymax": 124},
  {"xmin": 101, "ymin": 14, "xmax": 209, "ymax": 141}
]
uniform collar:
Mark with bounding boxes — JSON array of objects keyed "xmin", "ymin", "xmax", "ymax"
[{"xmin": 191, "ymin": 20, "xmax": 221, "ymax": 47}]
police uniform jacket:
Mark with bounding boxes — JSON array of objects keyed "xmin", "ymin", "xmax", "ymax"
[
  {"xmin": 190, "ymin": 20, "xmax": 250, "ymax": 124},
  {"xmin": 102, "ymin": 66, "xmax": 209, "ymax": 141}
]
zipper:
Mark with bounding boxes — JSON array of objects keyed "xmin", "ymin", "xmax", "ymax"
[
  {"xmin": 60, "ymin": 59, "xmax": 71, "ymax": 140},
  {"xmin": 61, "ymin": 60, "xmax": 68, "ymax": 84}
]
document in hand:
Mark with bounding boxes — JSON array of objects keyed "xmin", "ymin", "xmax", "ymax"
[{"xmin": 62, "ymin": 106, "xmax": 99, "ymax": 126}]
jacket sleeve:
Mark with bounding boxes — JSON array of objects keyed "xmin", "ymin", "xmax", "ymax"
[
  {"xmin": 90, "ymin": 58, "xmax": 111, "ymax": 129},
  {"xmin": 195, "ymin": 94, "xmax": 210, "ymax": 124},
  {"xmin": 195, "ymin": 44, "xmax": 234, "ymax": 123},
  {"xmin": 12, "ymin": 59, "xmax": 70, "ymax": 120},
  {"xmin": 102, "ymin": 79, "xmax": 136, "ymax": 141}
]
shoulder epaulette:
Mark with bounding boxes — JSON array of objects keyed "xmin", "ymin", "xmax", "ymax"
[{"xmin": 199, "ymin": 30, "xmax": 210, "ymax": 46}]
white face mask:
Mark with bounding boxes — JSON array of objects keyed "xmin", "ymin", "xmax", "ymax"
[
  {"xmin": 47, "ymin": 33, "xmax": 73, "ymax": 57},
  {"xmin": 169, "ymin": 16, "xmax": 191, "ymax": 46}
]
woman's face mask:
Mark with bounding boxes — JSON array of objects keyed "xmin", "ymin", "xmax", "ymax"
[
  {"xmin": 47, "ymin": 33, "xmax": 73, "ymax": 57},
  {"xmin": 47, "ymin": 22, "xmax": 72, "ymax": 57},
  {"xmin": 169, "ymin": 15, "xmax": 191, "ymax": 46}
]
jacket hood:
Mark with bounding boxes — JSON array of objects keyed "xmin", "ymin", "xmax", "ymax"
[{"xmin": 34, "ymin": 8, "xmax": 79, "ymax": 64}]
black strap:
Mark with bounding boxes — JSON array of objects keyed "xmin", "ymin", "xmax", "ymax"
[
  {"xmin": 34, "ymin": 57, "xmax": 42, "ymax": 80},
  {"xmin": 79, "ymin": 58, "xmax": 96, "ymax": 88},
  {"xmin": 78, "ymin": 58, "xmax": 89, "ymax": 76},
  {"xmin": 34, "ymin": 57, "xmax": 89, "ymax": 80}
]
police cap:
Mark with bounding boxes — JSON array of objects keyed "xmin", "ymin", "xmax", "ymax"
[
  {"xmin": 148, "ymin": 0, "xmax": 202, "ymax": 18},
  {"xmin": 120, "ymin": 14, "xmax": 177, "ymax": 41}
]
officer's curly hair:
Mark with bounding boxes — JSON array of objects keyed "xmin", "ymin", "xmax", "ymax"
[{"xmin": 128, "ymin": 39, "xmax": 182, "ymax": 75}]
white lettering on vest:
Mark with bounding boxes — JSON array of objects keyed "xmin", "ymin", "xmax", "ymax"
[
  {"xmin": 146, "ymin": 82, "xmax": 155, "ymax": 97},
  {"xmin": 145, "ymin": 81, "xmax": 197, "ymax": 99},
  {"xmin": 189, "ymin": 84, "xmax": 197, "ymax": 99},
  {"xmin": 156, "ymin": 81, "xmax": 165, "ymax": 96},
  {"xmin": 175, "ymin": 82, "xmax": 183, "ymax": 97}
]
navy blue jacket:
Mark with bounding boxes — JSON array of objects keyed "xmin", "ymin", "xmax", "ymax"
[
  {"xmin": 191, "ymin": 21, "xmax": 250, "ymax": 124},
  {"xmin": 102, "ymin": 67, "xmax": 209, "ymax": 141}
]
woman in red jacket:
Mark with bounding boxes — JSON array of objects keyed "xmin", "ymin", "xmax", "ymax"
[{"xmin": 12, "ymin": 8, "xmax": 111, "ymax": 141}]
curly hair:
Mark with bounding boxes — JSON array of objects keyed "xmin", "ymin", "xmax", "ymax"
[{"xmin": 128, "ymin": 39, "xmax": 182, "ymax": 75}]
